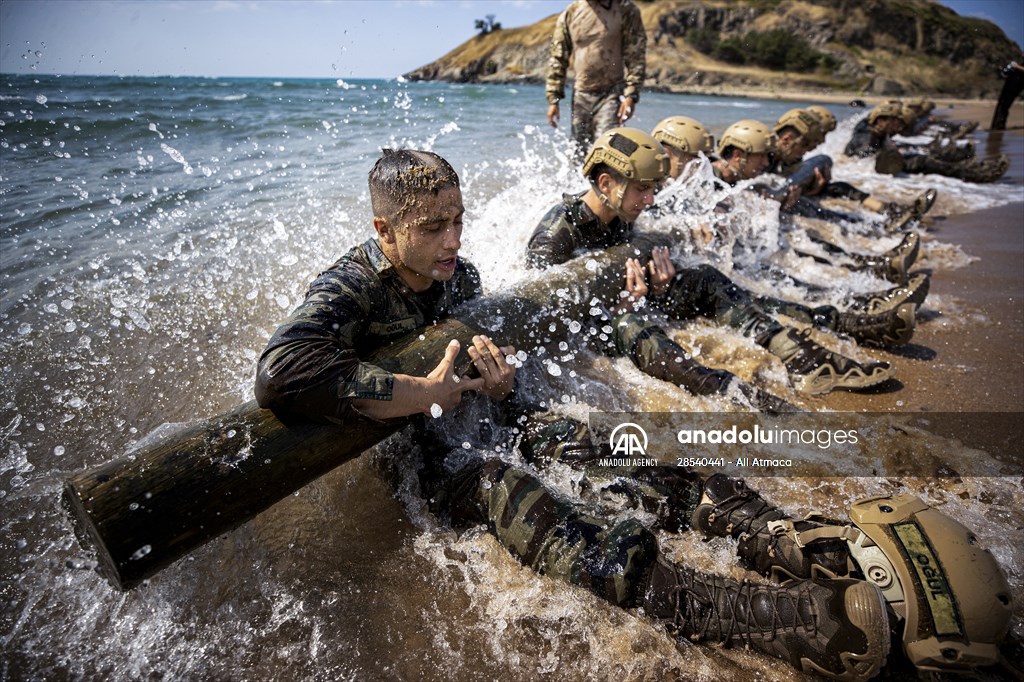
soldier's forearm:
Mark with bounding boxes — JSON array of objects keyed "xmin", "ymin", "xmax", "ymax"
[{"xmin": 353, "ymin": 373, "xmax": 435, "ymax": 419}]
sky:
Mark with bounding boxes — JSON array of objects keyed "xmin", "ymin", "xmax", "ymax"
[{"xmin": 1, "ymin": 0, "xmax": 1022, "ymax": 80}]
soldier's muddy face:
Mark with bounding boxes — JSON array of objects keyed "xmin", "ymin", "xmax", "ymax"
[{"xmin": 388, "ymin": 185, "xmax": 465, "ymax": 292}]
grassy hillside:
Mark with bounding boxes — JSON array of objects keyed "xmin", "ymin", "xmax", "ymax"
[{"xmin": 404, "ymin": 0, "xmax": 1020, "ymax": 100}]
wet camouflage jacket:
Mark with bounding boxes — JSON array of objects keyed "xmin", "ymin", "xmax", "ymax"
[
  {"xmin": 546, "ymin": 0, "xmax": 646, "ymax": 104},
  {"xmin": 255, "ymin": 238, "xmax": 482, "ymax": 423},
  {"xmin": 526, "ymin": 192, "xmax": 632, "ymax": 267}
]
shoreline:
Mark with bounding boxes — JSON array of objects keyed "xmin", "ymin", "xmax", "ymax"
[{"xmin": 819, "ymin": 116, "xmax": 1024, "ymax": 414}]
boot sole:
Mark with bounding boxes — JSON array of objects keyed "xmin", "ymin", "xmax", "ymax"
[
  {"xmin": 800, "ymin": 581, "xmax": 891, "ymax": 681},
  {"xmin": 792, "ymin": 362, "xmax": 895, "ymax": 395},
  {"xmin": 884, "ymin": 232, "xmax": 920, "ymax": 283},
  {"xmin": 911, "ymin": 188, "xmax": 938, "ymax": 218}
]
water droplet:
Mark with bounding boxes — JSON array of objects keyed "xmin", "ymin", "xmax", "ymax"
[
  {"xmin": 129, "ymin": 545, "xmax": 152, "ymax": 560},
  {"xmin": 53, "ymin": 445, "xmax": 65, "ymax": 456},
  {"xmin": 430, "ymin": 403, "xmax": 443, "ymax": 418}
]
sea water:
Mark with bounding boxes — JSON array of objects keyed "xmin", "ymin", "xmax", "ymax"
[{"xmin": 1, "ymin": 74, "xmax": 1021, "ymax": 680}]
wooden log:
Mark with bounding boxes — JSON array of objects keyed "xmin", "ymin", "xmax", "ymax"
[{"xmin": 63, "ymin": 237, "xmax": 671, "ymax": 590}]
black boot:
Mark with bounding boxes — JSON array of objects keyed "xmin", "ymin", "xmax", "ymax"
[
  {"xmin": 881, "ymin": 188, "xmax": 937, "ymax": 228},
  {"xmin": 910, "ymin": 188, "xmax": 938, "ymax": 218},
  {"xmin": 642, "ymin": 558, "xmax": 891, "ymax": 681},
  {"xmin": 835, "ymin": 303, "xmax": 916, "ymax": 348},
  {"xmin": 691, "ymin": 474, "xmax": 851, "ymax": 579}
]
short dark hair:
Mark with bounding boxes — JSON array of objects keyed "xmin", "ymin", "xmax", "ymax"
[
  {"xmin": 776, "ymin": 125, "xmax": 802, "ymax": 139},
  {"xmin": 720, "ymin": 145, "xmax": 743, "ymax": 161},
  {"xmin": 369, "ymin": 149, "xmax": 460, "ymax": 223},
  {"xmin": 587, "ymin": 162, "xmax": 627, "ymax": 187}
]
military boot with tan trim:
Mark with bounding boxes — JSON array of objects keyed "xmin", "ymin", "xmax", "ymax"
[
  {"xmin": 768, "ymin": 328, "xmax": 894, "ymax": 395},
  {"xmin": 691, "ymin": 473, "xmax": 852, "ymax": 580},
  {"xmin": 849, "ymin": 273, "xmax": 929, "ymax": 315},
  {"xmin": 642, "ymin": 558, "xmax": 891, "ymax": 681},
  {"xmin": 835, "ymin": 303, "xmax": 916, "ymax": 348}
]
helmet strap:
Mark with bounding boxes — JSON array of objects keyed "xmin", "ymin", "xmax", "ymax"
[{"xmin": 597, "ymin": 183, "xmax": 635, "ymax": 224}]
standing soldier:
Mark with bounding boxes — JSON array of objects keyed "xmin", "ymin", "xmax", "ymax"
[{"xmin": 546, "ymin": 0, "xmax": 647, "ymax": 152}]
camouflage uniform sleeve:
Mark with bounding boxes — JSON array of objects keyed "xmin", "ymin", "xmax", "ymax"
[
  {"xmin": 525, "ymin": 201, "xmax": 580, "ymax": 268},
  {"xmin": 545, "ymin": 6, "xmax": 573, "ymax": 104},
  {"xmin": 254, "ymin": 270, "xmax": 394, "ymax": 423},
  {"xmin": 621, "ymin": 1, "xmax": 647, "ymax": 103}
]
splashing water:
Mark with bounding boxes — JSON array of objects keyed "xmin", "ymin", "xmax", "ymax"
[{"xmin": 1, "ymin": 74, "xmax": 1020, "ymax": 680}]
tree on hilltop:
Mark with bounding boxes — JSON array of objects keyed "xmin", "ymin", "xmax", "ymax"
[{"xmin": 474, "ymin": 15, "xmax": 501, "ymax": 36}]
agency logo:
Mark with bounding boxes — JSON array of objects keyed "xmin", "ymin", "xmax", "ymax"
[{"xmin": 610, "ymin": 422, "xmax": 648, "ymax": 456}]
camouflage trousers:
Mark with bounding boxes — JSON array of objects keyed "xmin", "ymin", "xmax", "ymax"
[
  {"xmin": 571, "ymin": 84, "xmax": 624, "ymax": 153},
  {"xmin": 419, "ymin": 411, "xmax": 703, "ymax": 608},
  {"xmin": 612, "ymin": 312, "xmax": 736, "ymax": 396},
  {"xmin": 660, "ymin": 264, "xmax": 789, "ymax": 346}
]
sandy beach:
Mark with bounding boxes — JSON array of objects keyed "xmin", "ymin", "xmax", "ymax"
[{"xmin": 815, "ymin": 101, "xmax": 1024, "ymax": 416}]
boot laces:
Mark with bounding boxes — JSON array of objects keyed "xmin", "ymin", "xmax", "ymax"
[{"xmin": 671, "ymin": 570, "xmax": 818, "ymax": 644}]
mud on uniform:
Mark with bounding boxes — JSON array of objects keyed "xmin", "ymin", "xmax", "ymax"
[
  {"xmin": 255, "ymin": 236, "xmax": 699, "ymax": 608},
  {"xmin": 546, "ymin": 0, "xmax": 646, "ymax": 151}
]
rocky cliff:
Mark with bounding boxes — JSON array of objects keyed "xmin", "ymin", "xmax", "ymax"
[{"xmin": 403, "ymin": 0, "xmax": 1021, "ymax": 100}]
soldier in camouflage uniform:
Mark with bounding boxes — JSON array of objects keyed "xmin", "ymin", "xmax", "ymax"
[
  {"xmin": 546, "ymin": 0, "xmax": 647, "ymax": 152},
  {"xmin": 255, "ymin": 148, "xmax": 889, "ymax": 682},
  {"xmin": 845, "ymin": 102, "xmax": 1008, "ymax": 183},
  {"xmin": 711, "ymin": 118, "xmax": 924, "ymax": 296},
  {"xmin": 528, "ymin": 127, "xmax": 899, "ymax": 395},
  {"xmin": 796, "ymin": 106, "xmax": 939, "ymax": 225},
  {"xmin": 655, "ymin": 115, "xmax": 928, "ymax": 344}
]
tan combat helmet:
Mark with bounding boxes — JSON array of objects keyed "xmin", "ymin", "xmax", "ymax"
[
  {"xmin": 652, "ymin": 116, "xmax": 715, "ymax": 155},
  {"xmin": 583, "ymin": 127, "xmax": 669, "ymax": 183},
  {"xmin": 848, "ymin": 495, "xmax": 1013, "ymax": 674},
  {"xmin": 806, "ymin": 105, "xmax": 837, "ymax": 133},
  {"xmin": 774, "ymin": 108, "xmax": 823, "ymax": 145},
  {"xmin": 868, "ymin": 100, "xmax": 906, "ymax": 125},
  {"xmin": 770, "ymin": 492, "xmax": 1014, "ymax": 675},
  {"xmin": 900, "ymin": 103, "xmax": 922, "ymax": 128},
  {"xmin": 905, "ymin": 97, "xmax": 935, "ymax": 115},
  {"xmin": 717, "ymin": 119, "xmax": 776, "ymax": 157}
]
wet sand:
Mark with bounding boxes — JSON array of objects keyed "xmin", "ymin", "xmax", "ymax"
[{"xmin": 810, "ymin": 103, "xmax": 1024, "ymax": 415}]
